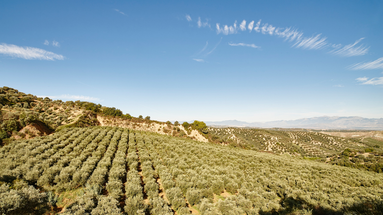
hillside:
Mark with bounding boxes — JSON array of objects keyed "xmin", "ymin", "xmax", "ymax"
[
  {"xmin": 207, "ymin": 127, "xmax": 383, "ymax": 173},
  {"xmin": 207, "ymin": 127, "xmax": 383, "ymax": 156},
  {"xmin": 0, "ymin": 87, "xmax": 207, "ymax": 145},
  {"xmin": 1, "ymin": 127, "xmax": 383, "ymax": 214}
]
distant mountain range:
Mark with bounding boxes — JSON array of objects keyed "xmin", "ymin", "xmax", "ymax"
[{"xmin": 206, "ymin": 116, "xmax": 383, "ymax": 130}]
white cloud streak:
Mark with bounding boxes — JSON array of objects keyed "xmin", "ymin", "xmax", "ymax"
[
  {"xmin": 293, "ymin": 34, "xmax": 327, "ymax": 50},
  {"xmin": 330, "ymin": 38, "xmax": 369, "ymax": 57},
  {"xmin": 192, "ymin": 39, "xmax": 221, "ymax": 62},
  {"xmin": 275, "ymin": 28, "xmax": 303, "ymax": 42},
  {"xmin": 190, "ymin": 17, "xmax": 372, "ymax": 58},
  {"xmin": 239, "ymin": 20, "xmax": 246, "ymax": 31},
  {"xmin": 216, "ymin": 21, "xmax": 238, "ymax": 35},
  {"xmin": 44, "ymin": 40, "xmax": 60, "ymax": 47},
  {"xmin": 204, "ymin": 38, "xmax": 222, "ymax": 56},
  {"xmin": 333, "ymin": 84, "xmax": 344, "ymax": 87},
  {"xmin": 356, "ymin": 77, "xmax": 368, "ymax": 82},
  {"xmin": 248, "ymin": 21, "xmax": 254, "ymax": 32},
  {"xmin": 215, "ymin": 19, "xmax": 328, "ymax": 50},
  {"xmin": 351, "ymin": 57, "xmax": 383, "ymax": 70},
  {"xmin": 197, "ymin": 17, "xmax": 210, "ymax": 28},
  {"xmin": 193, "ymin": 59, "xmax": 204, "ymax": 62},
  {"xmin": 228, "ymin": 42, "xmax": 260, "ymax": 49},
  {"xmin": 52, "ymin": 40, "xmax": 60, "ymax": 47},
  {"xmin": 195, "ymin": 41, "xmax": 208, "ymax": 56},
  {"xmin": 356, "ymin": 76, "xmax": 383, "ymax": 85},
  {"xmin": 39, "ymin": 94, "xmax": 101, "ymax": 101},
  {"xmin": 0, "ymin": 43, "xmax": 64, "ymax": 60},
  {"xmin": 186, "ymin": 15, "xmax": 192, "ymax": 21},
  {"xmin": 114, "ymin": 9, "xmax": 126, "ymax": 16}
]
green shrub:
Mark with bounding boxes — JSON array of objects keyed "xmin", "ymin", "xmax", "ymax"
[
  {"xmin": 365, "ymin": 148, "xmax": 374, "ymax": 153},
  {"xmin": 216, "ymin": 199, "xmax": 244, "ymax": 215},
  {"xmin": 106, "ymin": 180, "xmax": 123, "ymax": 199},
  {"xmin": 342, "ymin": 148, "xmax": 352, "ymax": 156},
  {"xmin": 166, "ymin": 187, "xmax": 185, "ymax": 210},
  {"xmin": 225, "ymin": 181, "xmax": 238, "ymax": 194},
  {"xmin": 91, "ymin": 196, "xmax": 122, "ymax": 215},
  {"xmin": 0, "ymin": 185, "xmax": 47, "ymax": 215},
  {"xmin": 124, "ymin": 196, "xmax": 145, "ymax": 215},
  {"xmin": 162, "ymin": 179, "xmax": 175, "ymax": 190},
  {"xmin": 125, "ymin": 183, "xmax": 143, "ymax": 199},
  {"xmin": 149, "ymin": 197, "xmax": 172, "ymax": 215},
  {"xmin": 1, "ymin": 119, "xmax": 19, "ymax": 133},
  {"xmin": 178, "ymin": 207, "xmax": 191, "ymax": 214},
  {"xmin": 212, "ymin": 180, "xmax": 224, "ymax": 194},
  {"xmin": 182, "ymin": 122, "xmax": 190, "ymax": 129},
  {"xmin": 186, "ymin": 188, "xmax": 201, "ymax": 206}
]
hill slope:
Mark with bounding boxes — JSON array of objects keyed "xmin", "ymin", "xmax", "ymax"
[
  {"xmin": 1, "ymin": 127, "xmax": 383, "ymax": 214},
  {"xmin": 0, "ymin": 86, "xmax": 207, "ymax": 145},
  {"xmin": 208, "ymin": 127, "xmax": 383, "ymax": 155}
]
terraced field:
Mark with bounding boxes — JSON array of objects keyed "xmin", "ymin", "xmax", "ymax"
[{"xmin": 1, "ymin": 127, "xmax": 383, "ymax": 214}]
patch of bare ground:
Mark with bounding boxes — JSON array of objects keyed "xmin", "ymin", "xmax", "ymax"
[
  {"xmin": 220, "ymin": 190, "xmax": 231, "ymax": 198},
  {"xmin": 13, "ymin": 121, "xmax": 53, "ymax": 139},
  {"xmin": 156, "ymin": 178, "xmax": 169, "ymax": 204},
  {"xmin": 136, "ymin": 154, "xmax": 149, "ymax": 203},
  {"xmin": 189, "ymin": 206, "xmax": 200, "ymax": 215}
]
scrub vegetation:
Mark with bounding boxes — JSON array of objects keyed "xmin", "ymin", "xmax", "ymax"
[{"xmin": 1, "ymin": 127, "xmax": 383, "ymax": 214}]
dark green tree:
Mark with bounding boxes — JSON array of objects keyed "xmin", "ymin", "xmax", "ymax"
[{"xmin": 182, "ymin": 122, "xmax": 190, "ymax": 129}]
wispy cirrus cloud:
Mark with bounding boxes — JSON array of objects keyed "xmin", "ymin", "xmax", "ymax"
[
  {"xmin": 190, "ymin": 18, "xmax": 372, "ymax": 54},
  {"xmin": 228, "ymin": 42, "xmax": 260, "ymax": 49},
  {"xmin": 52, "ymin": 40, "xmax": 60, "ymax": 47},
  {"xmin": 0, "ymin": 43, "xmax": 64, "ymax": 60},
  {"xmin": 39, "ymin": 94, "xmax": 101, "ymax": 101},
  {"xmin": 333, "ymin": 84, "xmax": 344, "ymax": 87},
  {"xmin": 185, "ymin": 15, "xmax": 192, "ymax": 22},
  {"xmin": 195, "ymin": 41, "xmax": 208, "ymax": 56},
  {"xmin": 197, "ymin": 17, "xmax": 210, "ymax": 28},
  {"xmin": 293, "ymin": 34, "xmax": 327, "ymax": 50},
  {"xmin": 192, "ymin": 38, "xmax": 222, "ymax": 62},
  {"xmin": 248, "ymin": 21, "xmax": 254, "ymax": 32},
  {"xmin": 356, "ymin": 76, "xmax": 383, "ymax": 85},
  {"xmin": 215, "ymin": 19, "xmax": 328, "ymax": 50},
  {"xmin": 239, "ymin": 20, "xmax": 246, "ymax": 31},
  {"xmin": 204, "ymin": 38, "xmax": 222, "ymax": 56},
  {"xmin": 216, "ymin": 21, "xmax": 238, "ymax": 35},
  {"xmin": 44, "ymin": 40, "xmax": 60, "ymax": 47},
  {"xmin": 351, "ymin": 57, "xmax": 383, "ymax": 70},
  {"xmin": 114, "ymin": 9, "xmax": 126, "ymax": 16},
  {"xmin": 330, "ymin": 38, "xmax": 369, "ymax": 57},
  {"xmin": 193, "ymin": 59, "xmax": 205, "ymax": 62}
]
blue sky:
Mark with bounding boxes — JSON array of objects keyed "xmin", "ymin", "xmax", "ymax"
[{"xmin": 1, "ymin": 0, "xmax": 382, "ymax": 122}]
